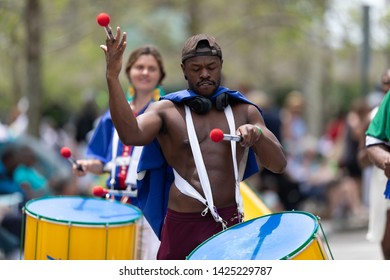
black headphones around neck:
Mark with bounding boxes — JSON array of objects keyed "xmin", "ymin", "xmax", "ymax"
[{"xmin": 184, "ymin": 93, "xmax": 229, "ymax": 115}]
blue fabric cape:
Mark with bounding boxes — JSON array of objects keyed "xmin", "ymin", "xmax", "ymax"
[{"xmin": 136, "ymin": 86, "xmax": 261, "ymax": 239}]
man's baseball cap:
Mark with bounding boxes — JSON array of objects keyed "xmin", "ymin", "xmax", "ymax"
[{"xmin": 181, "ymin": 34, "xmax": 222, "ymax": 63}]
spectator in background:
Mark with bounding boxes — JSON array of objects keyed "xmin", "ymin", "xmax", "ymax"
[
  {"xmin": 74, "ymin": 91, "xmax": 100, "ymax": 147},
  {"xmin": 281, "ymin": 90, "xmax": 307, "ymax": 158},
  {"xmin": 7, "ymin": 98, "xmax": 29, "ymax": 138},
  {"xmin": 0, "ymin": 144, "xmax": 25, "ymax": 259},
  {"xmin": 247, "ymin": 90, "xmax": 282, "ymax": 142},
  {"xmin": 13, "ymin": 145, "xmax": 52, "ymax": 199},
  {"xmin": 277, "ymin": 90, "xmax": 308, "ymax": 210},
  {"xmin": 363, "ymin": 68, "xmax": 390, "ymax": 259},
  {"xmin": 0, "ymin": 144, "xmax": 26, "ymax": 200},
  {"xmin": 333, "ymin": 97, "xmax": 369, "ymax": 227},
  {"xmin": 358, "ymin": 84, "xmax": 386, "ymax": 207},
  {"xmin": 321, "ymin": 110, "xmax": 347, "ymax": 168},
  {"xmin": 246, "ymin": 90, "xmax": 298, "ymax": 212}
]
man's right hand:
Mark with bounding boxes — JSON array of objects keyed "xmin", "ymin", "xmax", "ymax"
[
  {"xmin": 72, "ymin": 159, "xmax": 104, "ymax": 177},
  {"xmin": 100, "ymin": 26, "xmax": 127, "ymax": 79}
]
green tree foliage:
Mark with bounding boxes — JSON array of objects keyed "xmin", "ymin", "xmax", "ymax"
[{"xmin": 0, "ymin": 0, "xmax": 389, "ymax": 136}]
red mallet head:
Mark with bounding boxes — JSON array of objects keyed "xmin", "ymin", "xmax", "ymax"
[
  {"xmin": 96, "ymin": 13, "xmax": 110, "ymax": 27},
  {"xmin": 60, "ymin": 146, "xmax": 84, "ymax": 171},
  {"xmin": 60, "ymin": 147, "xmax": 72, "ymax": 159},
  {"xmin": 92, "ymin": 186, "xmax": 108, "ymax": 197},
  {"xmin": 210, "ymin": 128, "xmax": 224, "ymax": 143}
]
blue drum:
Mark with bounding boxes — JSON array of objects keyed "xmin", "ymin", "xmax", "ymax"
[
  {"xmin": 23, "ymin": 196, "xmax": 141, "ymax": 260},
  {"xmin": 187, "ymin": 211, "xmax": 333, "ymax": 260}
]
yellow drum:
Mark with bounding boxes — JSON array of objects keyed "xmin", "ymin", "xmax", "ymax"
[
  {"xmin": 23, "ymin": 196, "xmax": 141, "ymax": 260},
  {"xmin": 241, "ymin": 182, "xmax": 272, "ymax": 220},
  {"xmin": 187, "ymin": 211, "xmax": 333, "ymax": 260}
]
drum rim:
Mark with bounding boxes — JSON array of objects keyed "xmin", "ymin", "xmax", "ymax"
[
  {"xmin": 186, "ymin": 210, "xmax": 319, "ymax": 260},
  {"xmin": 24, "ymin": 195, "xmax": 142, "ymax": 226}
]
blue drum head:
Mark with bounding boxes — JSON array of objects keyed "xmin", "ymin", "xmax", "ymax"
[
  {"xmin": 187, "ymin": 211, "xmax": 318, "ymax": 260},
  {"xmin": 24, "ymin": 196, "xmax": 141, "ymax": 225}
]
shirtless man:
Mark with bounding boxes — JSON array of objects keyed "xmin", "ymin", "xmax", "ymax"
[{"xmin": 100, "ymin": 27, "xmax": 287, "ymax": 259}]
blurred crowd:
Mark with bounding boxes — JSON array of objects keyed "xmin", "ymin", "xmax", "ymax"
[
  {"xmin": 0, "ymin": 85, "xmax": 382, "ymax": 259},
  {"xmin": 0, "ymin": 93, "xmax": 103, "ymax": 259},
  {"xmin": 245, "ymin": 87, "xmax": 380, "ymax": 232}
]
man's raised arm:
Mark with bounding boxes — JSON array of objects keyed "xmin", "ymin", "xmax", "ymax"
[{"xmin": 100, "ymin": 26, "xmax": 140, "ymax": 144}]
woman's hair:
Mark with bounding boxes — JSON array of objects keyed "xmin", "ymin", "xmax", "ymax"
[{"xmin": 125, "ymin": 45, "xmax": 166, "ymax": 85}]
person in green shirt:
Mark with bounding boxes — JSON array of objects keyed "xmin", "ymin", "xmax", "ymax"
[{"xmin": 365, "ymin": 68, "xmax": 390, "ymax": 259}]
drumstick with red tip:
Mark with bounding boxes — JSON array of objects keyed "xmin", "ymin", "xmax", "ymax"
[
  {"xmin": 96, "ymin": 12, "xmax": 114, "ymax": 40},
  {"xmin": 60, "ymin": 147, "xmax": 84, "ymax": 171},
  {"xmin": 92, "ymin": 186, "xmax": 136, "ymax": 197},
  {"xmin": 210, "ymin": 128, "xmax": 242, "ymax": 143},
  {"xmin": 93, "ymin": 186, "xmax": 132, "ymax": 204},
  {"xmin": 92, "ymin": 186, "xmax": 109, "ymax": 197}
]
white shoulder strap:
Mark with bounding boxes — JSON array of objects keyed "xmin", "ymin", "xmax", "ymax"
[
  {"xmin": 125, "ymin": 146, "xmax": 143, "ymax": 187},
  {"xmin": 224, "ymin": 105, "xmax": 244, "ymax": 220},
  {"xmin": 185, "ymin": 105, "xmax": 226, "ymax": 228},
  {"xmin": 181, "ymin": 104, "xmax": 245, "ymax": 227},
  {"xmin": 173, "ymin": 169, "xmax": 207, "ymax": 207},
  {"xmin": 109, "ymin": 129, "xmax": 120, "ymax": 187}
]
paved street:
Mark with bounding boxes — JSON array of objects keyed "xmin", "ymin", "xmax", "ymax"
[{"xmin": 320, "ymin": 221, "xmax": 383, "ymax": 260}]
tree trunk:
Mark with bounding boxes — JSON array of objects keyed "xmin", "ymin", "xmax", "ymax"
[{"xmin": 25, "ymin": 0, "xmax": 43, "ymax": 137}]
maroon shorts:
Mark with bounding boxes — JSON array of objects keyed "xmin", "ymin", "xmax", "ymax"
[{"xmin": 157, "ymin": 205, "xmax": 240, "ymax": 260}]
